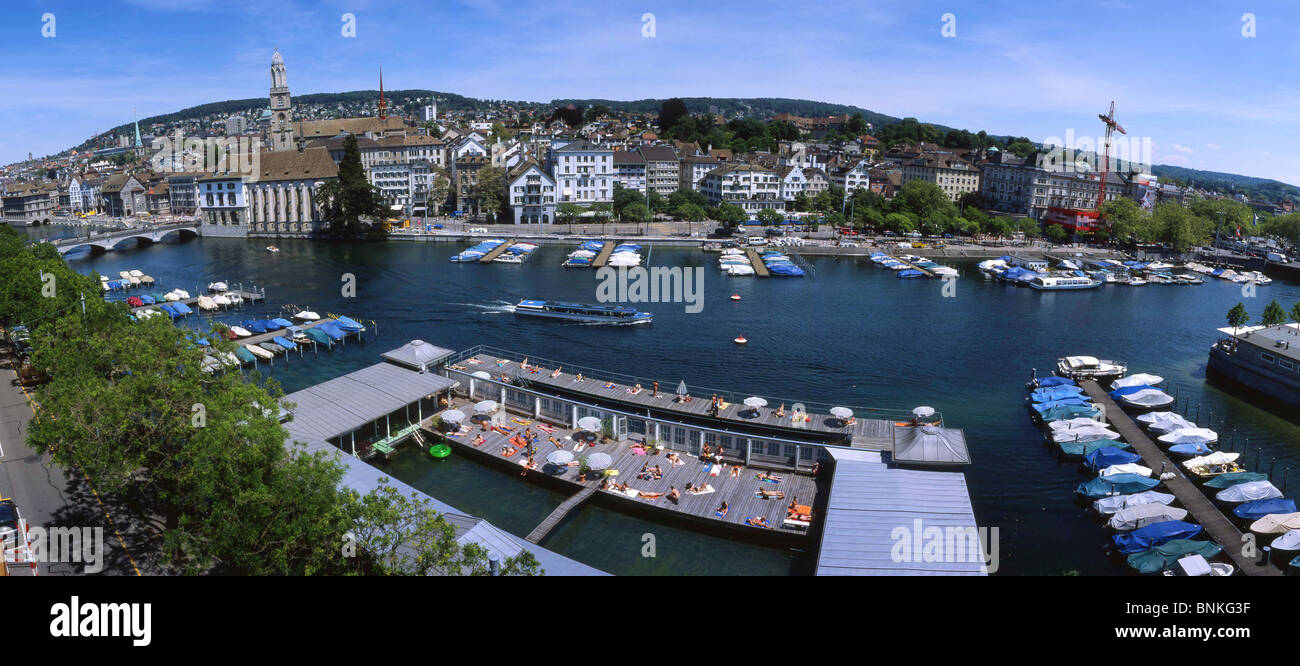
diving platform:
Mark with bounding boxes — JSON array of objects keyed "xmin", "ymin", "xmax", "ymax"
[
  {"xmin": 1079, "ymin": 380, "xmax": 1283, "ymax": 576},
  {"xmin": 478, "ymin": 239, "xmax": 516, "ymax": 263},
  {"xmin": 591, "ymin": 240, "xmax": 617, "ymax": 268},
  {"xmin": 744, "ymin": 248, "xmax": 771, "ymax": 277}
]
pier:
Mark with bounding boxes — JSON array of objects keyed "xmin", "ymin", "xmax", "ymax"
[
  {"xmin": 590, "ymin": 240, "xmax": 617, "ymax": 268},
  {"xmin": 744, "ymin": 248, "xmax": 771, "ymax": 277},
  {"xmin": 526, "ymin": 486, "xmax": 598, "ymax": 543},
  {"xmin": 1079, "ymin": 380, "xmax": 1283, "ymax": 576},
  {"xmin": 890, "ymin": 254, "xmax": 935, "ymax": 277},
  {"xmin": 478, "ymin": 238, "xmax": 516, "ymax": 263},
  {"xmin": 129, "ymin": 287, "xmax": 265, "ymax": 314}
]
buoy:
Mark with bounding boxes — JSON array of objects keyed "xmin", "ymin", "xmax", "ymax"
[
  {"xmin": 730, "ymin": 294, "xmax": 741, "ymax": 301},
  {"xmin": 734, "ymin": 336, "xmax": 747, "ymax": 345}
]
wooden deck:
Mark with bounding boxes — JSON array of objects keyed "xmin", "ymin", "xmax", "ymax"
[
  {"xmin": 432, "ymin": 400, "xmax": 822, "ymax": 541},
  {"xmin": 591, "ymin": 239, "xmax": 617, "ymax": 268},
  {"xmin": 1080, "ymin": 381, "xmax": 1283, "ymax": 576},
  {"xmin": 455, "ymin": 352, "xmax": 897, "ymax": 450},
  {"xmin": 744, "ymin": 248, "xmax": 771, "ymax": 277},
  {"xmin": 478, "ymin": 238, "xmax": 516, "ymax": 263}
]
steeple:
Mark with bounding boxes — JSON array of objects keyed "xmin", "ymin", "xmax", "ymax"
[
  {"xmin": 133, "ymin": 108, "xmax": 142, "ymax": 148},
  {"xmin": 269, "ymin": 48, "xmax": 294, "ymax": 151},
  {"xmin": 378, "ymin": 65, "xmax": 387, "ymax": 120}
]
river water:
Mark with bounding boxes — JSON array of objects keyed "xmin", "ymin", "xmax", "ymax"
[{"xmin": 51, "ymin": 233, "xmax": 1300, "ymax": 575}]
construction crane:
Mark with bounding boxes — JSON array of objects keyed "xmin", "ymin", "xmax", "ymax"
[{"xmin": 1096, "ymin": 101, "xmax": 1127, "ymax": 210}]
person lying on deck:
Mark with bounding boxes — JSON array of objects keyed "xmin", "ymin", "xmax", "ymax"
[
  {"xmin": 627, "ymin": 384, "xmax": 643, "ymax": 394},
  {"xmin": 747, "ymin": 516, "xmax": 773, "ymax": 529},
  {"xmin": 757, "ymin": 489, "xmax": 785, "ymax": 499},
  {"xmin": 551, "ymin": 367, "xmax": 562, "ymax": 378},
  {"xmin": 501, "ymin": 445, "xmax": 518, "ymax": 457},
  {"xmin": 730, "ymin": 465, "xmax": 741, "ymax": 478},
  {"xmin": 471, "ymin": 434, "xmax": 486, "ymax": 447},
  {"xmin": 549, "ymin": 436, "xmax": 563, "ymax": 449},
  {"xmin": 757, "ymin": 471, "xmax": 783, "ymax": 482},
  {"xmin": 604, "ymin": 382, "xmax": 618, "ymax": 389},
  {"xmin": 666, "ymin": 452, "xmax": 685, "ymax": 466}
]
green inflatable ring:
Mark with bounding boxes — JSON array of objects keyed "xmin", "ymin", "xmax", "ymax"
[{"xmin": 429, "ymin": 444, "xmax": 452, "ymax": 459}]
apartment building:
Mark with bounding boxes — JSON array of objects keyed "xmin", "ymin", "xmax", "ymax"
[
  {"xmin": 550, "ymin": 138, "xmax": 613, "ymax": 206},
  {"xmin": 700, "ymin": 163, "xmax": 785, "ymax": 215},
  {"xmin": 507, "ymin": 161, "xmax": 557, "ymax": 224},
  {"xmin": 900, "ymin": 152, "xmax": 980, "ymax": 202},
  {"xmin": 677, "ymin": 154, "xmax": 720, "ymax": 192}
]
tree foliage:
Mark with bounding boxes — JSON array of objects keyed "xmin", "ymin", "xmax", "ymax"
[{"xmin": 317, "ymin": 134, "xmax": 388, "ymax": 241}]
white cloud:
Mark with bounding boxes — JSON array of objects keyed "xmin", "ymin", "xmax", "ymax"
[
  {"xmin": 1205, "ymin": 143, "xmax": 1221, "ymax": 149},
  {"xmin": 1171, "ymin": 144, "xmax": 1193, "ymax": 153}
]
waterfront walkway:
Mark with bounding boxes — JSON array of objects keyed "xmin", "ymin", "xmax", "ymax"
[
  {"xmin": 430, "ymin": 397, "xmax": 821, "ymax": 540},
  {"xmin": 1080, "ymin": 380, "xmax": 1282, "ymax": 576},
  {"xmin": 744, "ymin": 248, "xmax": 771, "ymax": 277}
]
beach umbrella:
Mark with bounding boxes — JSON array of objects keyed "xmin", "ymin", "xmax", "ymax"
[
  {"xmin": 830, "ymin": 407, "xmax": 853, "ymax": 419},
  {"xmin": 546, "ymin": 450, "xmax": 574, "ymax": 465},
  {"xmin": 441, "ymin": 410, "xmax": 465, "ymax": 424},
  {"xmin": 586, "ymin": 452, "xmax": 612, "ymax": 470},
  {"xmin": 743, "ymin": 397, "xmax": 768, "ymax": 408},
  {"xmin": 474, "ymin": 400, "xmax": 498, "ymax": 414},
  {"xmin": 913, "ymin": 406, "xmax": 936, "ymax": 418},
  {"xmin": 577, "ymin": 416, "xmax": 602, "ymax": 432},
  {"xmin": 676, "ymin": 380, "xmax": 687, "ymax": 396},
  {"xmin": 471, "ymin": 371, "xmax": 491, "ymax": 380}
]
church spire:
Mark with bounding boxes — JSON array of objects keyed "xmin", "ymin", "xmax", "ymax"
[
  {"xmin": 133, "ymin": 108, "xmax": 142, "ymax": 148},
  {"xmin": 378, "ymin": 65, "xmax": 387, "ymax": 120}
]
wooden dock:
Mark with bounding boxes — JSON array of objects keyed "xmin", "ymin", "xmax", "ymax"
[
  {"xmin": 744, "ymin": 248, "xmax": 771, "ymax": 277},
  {"xmin": 526, "ymin": 485, "xmax": 598, "ymax": 543},
  {"xmin": 890, "ymin": 254, "xmax": 935, "ymax": 277},
  {"xmin": 129, "ymin": 288, "xmax": 265, "ymax": 314},
  {"xmin": 1080, "ymin": 380, "xmax": 1282, "ymax": 576},
  {"xmin": 433, "ymin": 399, "xmax": 822, "ymax": 540},
  {"xmin": 591, "ymin": 240, "xmax": 617, "ymax": 268},
  {"xmin": 453, "ymin": 352, "xmax": 899, "ymax": 452},
  {"xmin": 478, "ymin": 239, "xmax": 516, "ymax": 263}
]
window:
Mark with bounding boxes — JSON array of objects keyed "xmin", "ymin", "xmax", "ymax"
[
  {"xmin": 1261, "ymin": 353, "xmax": 1276, "ymax": 364},
  {"xmin": 1279, "ymin": 359, "xmax": 1295, "ymax": 371}
]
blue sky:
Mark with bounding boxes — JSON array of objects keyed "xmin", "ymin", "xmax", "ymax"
[{"xmin": 3, "ymin": 0, "xmax": 1299, "ymax": 185}]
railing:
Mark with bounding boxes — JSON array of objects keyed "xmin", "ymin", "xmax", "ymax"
[{"xmin": 446, "ymin": 344, "xmax": 932, "ymax": 423}]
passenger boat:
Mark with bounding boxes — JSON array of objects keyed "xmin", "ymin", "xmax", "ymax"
[
  {"xmin": 513, "ymin": 299, "xmax": 652, "ymax": 325},
  {"xmin": 1057, "ymin": 355, "xmax": 1128, "ymax": 381},
  {"xmin": 1029, "ymin": 275, "xmax": 1100, "ymax": 290}
]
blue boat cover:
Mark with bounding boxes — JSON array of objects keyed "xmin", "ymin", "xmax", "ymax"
[
  {"xmin": 316, "ymin": 321, "xmax": 346, "ymax": 340},
  {"xmin": 259, "ymin": 319, "xmax": 281, "ymax": 331},
  {"xmin": 1058, "ymin": 438, "xmax": 1131, "ymax": 457},
  {"xmin": 1168, "ymin": 442, "xmax": 1213, "ymax": 456},
  {"xmin": 172, "ymin": 302, "xmax": 193, "ymax": 315},
  {"xmin": 896, "ymin": 269, "xmax": 924, "ymax": 278},
  {"xmin": 269, "ymin": 318, "xmax": 294, "ymax": 329},
  {"xmin": 1036, "ymin": 376, "xmax": 1076, "ymax": 387},
  {"xmin": 272, "ymin": 336, "xmax": 297, "ymax": 351},
  {"xmin": 1084, "ymin": 448, "xmax": 1142, "ymax": 471},
  {"xmin": 242, "ymin": 319, "xmax": 268, "ymax": 334},
  {"xmin": 139, "ymin": 295, "xmax": 155, "ymax": 305},
  {"xmin": 158, "ymin": 304, "xmax": 180, "ymax": 318},
  {"xmin": 1076, "ymin": 473, "xmax": 1160, "ymax": 498},
  {"xmin": 1112, "ymin": 520, "xmax": 1203, "ymax": 554},
  {"xmin": 1031, "ymin": 386, "xmax": 1085, "ymax": 402},
  {"xmin": 1109, "ymin": 384, "xmax": 1154, "ymax": 399},
  {"xmin": 1233, "ymin": 498, "xmax": 1297, "ymax": 520},
  {"xmin": 334, "ymin": 316, "xmax": 365, "ymax": 332},
  {"xmin": 1031, "ymin": 397, "xmax": 1092, "ymax": 413}
]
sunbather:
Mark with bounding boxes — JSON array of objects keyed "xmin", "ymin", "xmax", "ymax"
[
  {"xmin": 471, "ymin": 434, "xmax": 485, "ymax": 447},
  {"xmin": 756, "ymin": 471, "xmax": 783, "ymax": 482},
  {"xmin": 604, "ymin": 382, "xmax": 617, "ymax": 389},
  {"xmin": 667, "ymin": 486, "xmax": 680, "ymax": 503},
  {"xmin": 757, "ymin": 489, "xmax": 785, "ymax": 499},
  {"xmin": 747, "ymin": 516, "xmax": 773, "ymax": 529},
  {"xmin": 549, "ymin": 436, "xmax": 563, "ymax": 449},
  {"xmin": 716, "ymin": 501, "xmax": 729, "ymax": 517},
  {"xmin": 627, "ymin": 384, "xmax": 643, "ymax": 394},
  {"xmin": 551, "ymin": 367, "xmax": 562, "ymax": 378},
  {"xmin": 575, "ymin": 373, "xmax": 585, "ymax": 382}
]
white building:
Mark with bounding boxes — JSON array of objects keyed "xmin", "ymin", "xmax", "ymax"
[
  {"xmin": 507, "ymin": 161, "xmax": 557, "ymax": 224},
  {"xmin": 900, "ymin": 152, "xmax": 980, "ymax": 202},
  {"xmin": 700, "ymin": 163, "xmax": 785, "ymax": 215},
  {"xmin": 196, "ymin": 173, "xmax": 249, "ymax": 237},
  {"xmin": 550, "ymin": 138, "xmax": 613, "ymax": 206}
]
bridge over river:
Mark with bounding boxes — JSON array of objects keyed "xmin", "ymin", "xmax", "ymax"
[{"xmin": 48, "ymin": 223, "xmax": 199, "ymax": 255}]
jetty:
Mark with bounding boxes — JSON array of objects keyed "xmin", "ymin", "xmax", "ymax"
[
  {"xmin": 891, "ymin": 254, "xmax": 935, "ymax": 277},
  {"xmin": 744, "ymin": 248, "xmax": 771, "ymax": 277},
  {"xmin": 590, "ymin": 240, "xmax": 617, "ymax": 268},
  {"xmin": 526, "ymin": 486, "xmax": 598, "ymax": 543},
  {"xmin": 1080, "ymin": 380, "xmax": 1283, "ymax": 576},
  {"xmin": 129, "ymin": 287, "xmax": 265, "ymax": 314},
  {"xmin": 478, "ymin": 238, "xmax": 516, "ymax": 263}
]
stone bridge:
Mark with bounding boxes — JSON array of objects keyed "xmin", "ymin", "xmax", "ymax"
[{"xmin": 52, "ymin": 223, "xmax": 200, "ymax": 255}]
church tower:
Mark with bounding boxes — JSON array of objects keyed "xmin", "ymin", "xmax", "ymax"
[{"xmin": 269, "ymin": 49, "xmax": 294, "ymax": 151}]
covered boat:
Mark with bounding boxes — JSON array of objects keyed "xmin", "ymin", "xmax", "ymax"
[
  {"xmin": 1076, "ymin": 473, "xmax": 1160, "ymax": 498},
  {"xmin": 316, "ymin": 321, "xmax": 346, "ymax": 340},
  {"xmin": 258, "ymin": 342, "xmax": 286, "ymax": 355},
  {"xmin": 1181, "ymin": 451, "xmax": 1239, "ymax": 470},
  {"xmin": 1094, "ymin": 490, "xmax": 1176, "ymax": 515},
  {"xmin": 1112, "ymin": 520, "xmax": 1204, "ymax": 554},
  {"xmin": 208, "ymin": 281, "xmax": 228, "ymax": 292},
  {"xmin": 1203, "ymin": 471, "xmax": 1267, "ymax": 490},
  {"xmin": 241, "ymin": 319, "xmax": 268, "ymax": 334},
  {"xmin": 334, "ymin": 316, "xmax": 366, "ymax": 332},
  {"xmin": 1057, "ymin": 355, "xmax": 1127, "ymax": 381},
  {"xmin": 1115, "ymin": 388, "xmax": 1174, "ymax": 410},
  {"xmin": 1158, "ymin": 428, "xmax": 1219, "ymax": 446},
  {"xmin": 294, "ymin": 310, "xmax": 320, "ymax": 321},
  {"xmin": 1059, "ymin": 438, "xmax": 1130, "ymax": 457},
  {"xmin": 1242, "ymin": 512, "xmax": 1300, "ymax": 533},
  {"xmin": 1268, "ymin": 530, "xmax": 1300, "ymax": 552},
  {"xmin": 1099, "ymin": 463, "xmax": 1153, "ymax": 478},
  {"xmin": 268, "ymin": 317, "xmax": 294, "ymax": 329},
  {"xmin": 1167, "ymin": 442, "xmax": 1213, "ymax": 457},
  {"xmin": 1031, "ymin": 385, "xmax": 1086, "ymax": 402},
  {"xmin": 1126, "ymin": 540, "xmax": 1223, "ymax": 575},
  {"xmin": 1048, "ymin": 416, "xmax": 1104, "ymax": 431},
  {"xmin": 304, "ymin": 327, "xmax": 333, "ymax": 346},
  {"xmin": 1050, "ymin": 425, "xmax": 1121, "ymax": 443},
  {"xmin": 158, "ymin": 303, "xmax": 180, "ymax": 319},
  {"xmin": 272, "ymin": 336, "xmax": 297, "ymax": 351},
  {"xmin": 1111, "ymin": 373, "xmax": 1163, "ymax": 389},
  {"xmin": 1035, "ymin": 376, "xmax": 1076, "ymax": 388},
  {"xmin": 1030, "ymin": 397, "xmax": 1093, "ymax": 413},
  {"xmin": 1237, "ymin": 500, "xmax": 1299, "ymax": 523},
  {"xmin": 212, "ymin": 294, "xmax": 231, "ymax": 307},
  {"xmin": 1215, "ymin": 480, "xmax": 1283, "ymax": 503},
  {"xmin": 1036, "ymin": 404, "xmax": 1100, "ymax": 422},
  {"xmin": 171, "ymin": 302, "xmax": 193, "ymax": 315},
  {"xmin": 244, "ymin": 343, "xmax": 273, "ymax": 360},
  {"xmin": 234, "ymin": 347, "xmax": 258, "ymax": 364},
  {"xmin": 1108, "ymin": 504, "xmax": 1189, "ymax": 531},
  {"xmin": 1084, "ymin": 447, "xmax": 1141, "ymax": 471}
]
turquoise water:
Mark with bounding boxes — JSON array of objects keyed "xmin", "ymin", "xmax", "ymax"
[{"xmin": 55, "ymin": 234, "xmax": 1300, "ymax": 575}]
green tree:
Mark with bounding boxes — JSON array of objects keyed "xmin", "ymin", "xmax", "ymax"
[
  {"xmin": 713, "ymin": 203, "xmax": 746, "ymax": 228},
  {"xmin": 1226, "ymin": 302, "xmax": 1249, "ymax": 337},
  {"xmin": 557, "ymin": 202, "xmax": 584, "ymax": 227},
  {"xmin": 1291, "ymin": 301, "xmax": 1300, "ymax": 331},
  {"xmin": 658, "ymin": 98, "xmax": 689, "ymax": 132},
  {"xmin": 472, "ymin": 166, "xmax": 508, "ymax": 222},
  {"xmin": 756, "ymin": 208, "xmax": 783, "ymax": 226},
  {"xmin": 893, "ymin": 180, "xmax": 957, "ymax": 227},
  {"xmin": 1099, "ymin": 198, "xmax": 1149, "ymax": 243},
  {"xmin": 1260, "ymin": 299, "xmax": 1288, "ymax": 327},
  {"xmin": 621, "ymin": 201, "xmax": 651, "ymax": 225},
  {"xmin": 1150, "ymin": 201, "xmax": 1211, "ymax": 252},
  {"xmin": 1045, "ymin": 224, "xmax": 1068, "ymax": 243},
  {"xmin": 316, "ymin": 134, "xmax": 388, "ymax": 240}
]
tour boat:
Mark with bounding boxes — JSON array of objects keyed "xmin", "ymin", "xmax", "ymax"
[
  {"xmin": 513, "ymin": 300, "xmax": 652, "ymax": 325},
  {"xmin": 1028, "ymin": 275, "xmax": 1100, "ymax": 290}
]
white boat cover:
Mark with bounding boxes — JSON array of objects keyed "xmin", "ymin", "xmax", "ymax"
[
  {"xmin": 1270, "ymin": 529, "xmax": 1300, "ymax": 551},
  {"xmin": 1215, "ymin": 480, "xmax": 1282, "ymax": 503},
  {"xmin": 1176, "ymin": 555, "xmax": 1213, "ymax": 577},
  {"xmin": 1181, "ymin": 451, "xmax": 1239, "ymax": 469},
  {"xmin": 1112, "ymin": 373, "xmax": 1164, "ymax": 389},
  {"xmin": 1094, "ymin": 490, "xmax": 1176, "ymax": 515},
  {"xmin": 1064, "ymin": 355, "xmax": 1100, "ymax": 368},
  {"xmin": 1146, "ymin": 414, "xmax": 1196, "ymax": 435},
  {"xmin": 1118, "ymin": 388, "xmax": 1173, "ymax": 408},
  {"xmin": 1100, "ymin": 463, "xmax": 1153, "ymax": 478},
  {"xmin": 1136, "ymin": 411, "xmax": 1176, "ymax": 425},
  {"xmin": 1048, "ymin": 417, "xmax": 1103, "ymax": 431},
  {"xmin": 129, "ymin": 270, "xmax": 143, "ymax": 277},
  {"xmin": 230, "ymin": 326, "xmax": 252, "ymax": 338},
  {"xmin": 1159, "ymin": 427, "xmax": 1219, "ymax": 445},
  {"xmin": 1108, "ymin": 504, "xmax": 1188, "ymax": 530},
  {"xmin": 1051, "ymin": 426, "xmax": 1121, "ymax": 443},
  {"xmin": 1249, "ymin": 512, "xmax": 1300, "ymax": 535},
  {"xmin": 212, "ymin": 295, "xmax": 232, "ymax": 306}
]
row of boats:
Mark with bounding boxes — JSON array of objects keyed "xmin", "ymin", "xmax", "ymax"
[
  {"xmin": 717, "ymin": 248, "xmax": 807, "ymax": 277},
  {"xmin": 1027, "ymin": 359, "xmax": 1300, "ymax": 574},
  {"xmin": 562, "ymin": 241, "xmax": 605, "ymax": 268},
  {"xmin": 1183, "ymin": 262, "xmax": 1273, "ymax": 285},
  {"xmin": 101, "ymin": 269, "xmax": 155, "ymax": 291},
  {"xmin": 979, "ymin": 256, "xmax": 1273, "ymax": 289},
  {"xmin": 450, "ymin": 239, "xmax": 540, "ymax": 263},
  {"xmin": 868, "ymin": 252, "xmax": 959, "ymax": 279},
  {"xmin": 221, "ymin": 315, "xmax": 366, "ymax": 367}
]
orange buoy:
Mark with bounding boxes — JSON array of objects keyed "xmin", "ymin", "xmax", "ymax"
[
  {"xmin": 734, "ymin": 336, "xmax": 747, "ymax": 345},
  {"xmin": 730, "ymin": 294, "xmax": 741, "ymax": 301}
]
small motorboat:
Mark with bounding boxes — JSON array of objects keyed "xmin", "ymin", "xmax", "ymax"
[
  {"xmin": 258, "ymin": 341, "xmax": 286, "ymax": 355},
  {"xmin": 212, "ymin": 294, "xmax": 232, "ymax": 307},
  {"xmin": 734, "ymin": 336, "xmax": 747, "ymax": 345},
  {"xmin": 208, "ymin": 281, "xmax": 228, "ymax": 292},
  {"xmin": 229, "ymin": 326, "xmax": 253, "ymax": 338},
  {"xmin": 1057, "ymin": 355, "xmax": 1127, "ymax": 382},
  {"xmin": 294, "ymin": 310, "xmax": 320, "ymax": 321},
  {"xmin": 244, "ymin": 343, "xmax": 274, "ymax": 360},
  {"xmin": 266, "ymin": 246, "xmax": 280, "ymax": 253},
  {"xmin": 226, "ymin": 292, "xmax": 243, "ymax": 305}
]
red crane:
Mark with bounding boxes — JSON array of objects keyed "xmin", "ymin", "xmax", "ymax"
[{"xmin": 1096, "ymin": 101, "xmax": 1126, "ymax": 210}]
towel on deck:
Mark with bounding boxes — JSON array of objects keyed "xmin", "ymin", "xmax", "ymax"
[
  {"xmin": 686, "ymin": 484, "xmax": 715, "ymax": 495},
  {"xmin": 632, "ymin": 446, "xmax": 647, "ymax": 456},
  {"xmin": 709, "ymin": 464, "xmax": 723, "ymax": 477},
  {"xmin": 511, "ymin": 418, "xmax": 531, "ymax": 426},
  {"xmin": 757, "ymin": 477, "xmax": 780, "ymax": 484}
]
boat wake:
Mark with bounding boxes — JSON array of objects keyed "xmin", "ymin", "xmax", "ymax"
[{"xmin": 455, "ymin": 301, "xmax": 516, "ymax": 314}]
